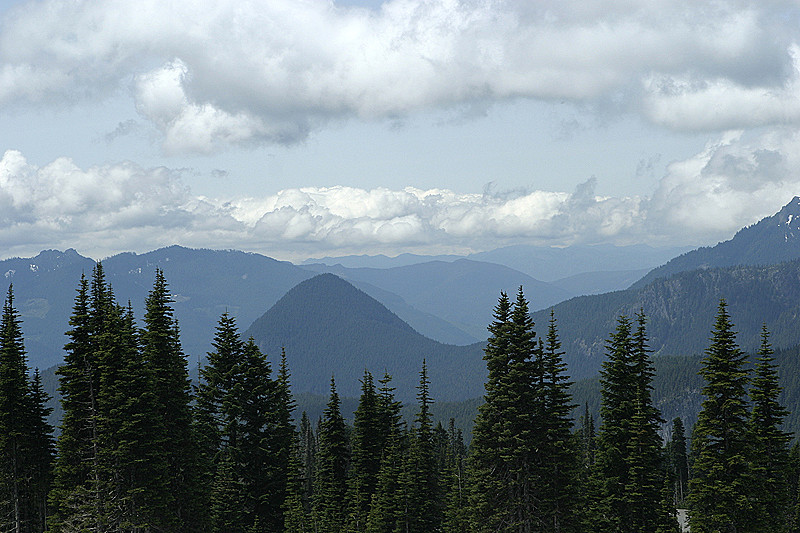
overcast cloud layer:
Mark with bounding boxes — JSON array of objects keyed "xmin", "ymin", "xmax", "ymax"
[
  {"xmin": 1, "ymin": 0, "xmax": 799, "ymax": 259},
  {"xmin": 1, "ymin": 0, "xmax": 798, "ymax": 152}
]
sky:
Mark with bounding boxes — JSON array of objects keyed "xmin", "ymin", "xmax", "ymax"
[{"xmin": 0, "ymin": 0, "xmax": 799, "ymax": 261}]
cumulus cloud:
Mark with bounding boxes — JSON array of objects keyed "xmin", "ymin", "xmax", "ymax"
[
  {"xmin": 0, "ymin": 0, "xmax": 797, "ymax": 151},
  {"xmin": 4, "ymin": 126, "xmax": 800, "ymax": 260}
]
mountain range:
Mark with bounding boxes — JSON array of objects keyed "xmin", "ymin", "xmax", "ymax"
[{"xmin": 12, "ymin": 197, "xmax": 800, "ymax": 406}]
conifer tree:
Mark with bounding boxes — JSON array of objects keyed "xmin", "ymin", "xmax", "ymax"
[
  {"xmin": 298, "ymin": 411, "xmax": 317, "ymax": 513},
  {"xmin": 99, "ymin": 303, "xmax": 172, "ymax": 531},
  {"xmin": 748, "ymin": 325, "xmax": 791, "ymax": 530},
  {"xmin": 578, "ymin": 402, "xmax": 596, "ymax": 469},
  {"xmin": 199, "ymin": 313, "xmax": 291, "ymax": 531},
  {"xmin": 441, "ymin": 419, "xmax": 469, "ymax": 533},
  {"xmin": 396, "ymin": 360, "xmax": 442, "ymax": 532},
  {"xmin": 0, "ymin": 285, "xmax": 53, "ymax": 533},
  {"xmin": 48, "ymin": 269, "xmax": 105, "ymax": 531},
  {"xmin": 24, "ymin": 369, "xmax": 54, "ymax": 533},
  {"xmin": 345, "ymin": 370, "xmax": 383, "ymax": 532},
  {"xmin": 539, "ymin": 311, "xmax": 581, "ymax": 532},
  {"xmin": 366, "ymin": 375, "xmax": 405, "ymax": 533},
  {"xmin": 688, "ymin": 299, "xmax": 754, "ymax": 532},
  {"xmin": 141, "ymin": 269, "xmax": 205, "ymax": 530},
  {"xmin": 666, "ymin": 418, "xmax": 688, "ymax": 507},
  {"xmin": 592, "ymin": 313, "xmax": 670, "ymax": 532},
  {"xmin": 313, "ymin": 377, "xmax": 350, "ymax": 533},
  {"xmin": 365, "ymin": 420, "xmax": 406, "ymax": 533}
]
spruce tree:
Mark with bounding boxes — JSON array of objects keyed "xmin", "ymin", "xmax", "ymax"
[
  {"xmin": 313, "ymin": 377, "xmax": 350, "ymax": 533},
  {"xmin": 748, "ymin": 324, "xmax": 791, "ymax": 531},
  {"xmin": 47, "ymin": 266, "xmax": 115, "ymax": 531},
  {"xmin": 199, "ymin": 313, "xmax": 291, "ymax": 531},
  {"xmin": 539, "ymin": 311, "xmax": 581, "ymax": 532},
  {"xmin": 24, "ymin": 369, "xmax": 54, "ymax": 533},
  {"xmin": 0, "ymin": 285, "xmax": 52, "ymax": 533},
  {"xmin": 593, "ymin": 313, "xmax": 669, "ymax": 532},
  {"xmin": 366, "ymin": 375, "xmax": 405, "ymax": 533},
  {"xmin": 578, "ymin": 402, "xmax": 596, "ymax": 469},
  {"xmin": 298, "ymin": 411, "xmax": 317, "ymax": 513},
  {"xmin": 141, "ymin": 269, "xmax": 205, "ymax": 530},
  {"xmin": 469, "ymin": 288, "xmax": 544, "ymax": 531},
  {"xmin": 688, "ymin": 299, "xmax": 754, "ymax": 532},
  {"xmin": 441, "ymin": 419, "xmax": 469, "ymax": 533},
  {"xmin": 666, "ymin": 417, "xmax": 688, "ymax": 507},
  {"xmin": 48, "ymin": 274, "xmax": 97, "ymax": 532},
  {"xmin": 396, "ymin": 360, "xmax": 441, "ymax": 532},
  {"xmin": 345, "ymin": 370, "xmax": 383, "ymax": 532}
]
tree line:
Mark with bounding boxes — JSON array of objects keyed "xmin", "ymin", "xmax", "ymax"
[{"xmin": 0, "ymin": 268, "xmax": 798, "ymax": 531}]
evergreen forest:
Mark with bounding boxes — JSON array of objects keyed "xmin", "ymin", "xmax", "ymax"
[{"xmin": 3, "ymin": 266, "xmax": 800, "ymax": 532}]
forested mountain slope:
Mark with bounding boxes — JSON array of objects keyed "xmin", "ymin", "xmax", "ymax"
[
  {"xmin": 244, "ymin": 273, "xmax": 487, "ymax": 401},
  {"xmin": 633, "ymin": 196, "xmax": 800, "ymax": 288},
  {"xmin": 534, "ymin": 258, "xmax": 800, "ymax": 379}
]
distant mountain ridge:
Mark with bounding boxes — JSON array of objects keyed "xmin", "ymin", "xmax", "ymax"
[
  {"xmin": 534, "ymin": 257, "xmax": 800, "ymax": 380},
  {"xmin": 243, "ymin": 273, "xmax": 487, "ymax": 401},
  {"xmin": 301, "ymin": 259, "xmax": 572, "ymax": 340},
  {"xmin": 633, "ymin": 197, "xmax": 800, "ymax": 288}
]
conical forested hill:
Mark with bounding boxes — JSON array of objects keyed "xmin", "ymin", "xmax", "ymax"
[
  {"xmin": 633, "ymin": 197, "xmax": 800, "ymax": 288},
  {"xmin": 243, "ymin": 273, "xmax": 486, "ymax": 401}
]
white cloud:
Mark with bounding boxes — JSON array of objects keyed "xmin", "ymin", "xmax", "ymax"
[
  {"xmin": 2, "ymin": 123, "xmax": 800, "ymax": 259},
  {"xmin": 0, "ymin": 0, "xmax": 797, "ymax": 151}
]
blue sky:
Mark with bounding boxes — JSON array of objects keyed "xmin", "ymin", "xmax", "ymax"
[{"xmin": 0, "ymin": 0, "xmax": 798, "ymax": 261}]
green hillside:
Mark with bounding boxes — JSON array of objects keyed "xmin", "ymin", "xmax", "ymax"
[{"xmin": 244, "ymin": 273, "xmax": 487, "ymax": 401}]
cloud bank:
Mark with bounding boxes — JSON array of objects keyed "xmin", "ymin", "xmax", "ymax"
[
  {"xmin": 1, "ymin": 0, "xmax": 798, "ymax": 152},
  {"xmin": 2, "ymin": 127, "xmax": 799, "ymax": 260}
]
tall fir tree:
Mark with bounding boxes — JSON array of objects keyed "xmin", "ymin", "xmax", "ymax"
[
  {"xmin": 98, "ymin": 302, "xmax": 172, "ymax": 531},
  {"xmin": 688, "ymin": 299, "xmax": 754, "ymax": 532},
  {"xmin": 345, "ymin": 370, "xmax": 384, "ymax": 532},
  {"xmin": 198, "ymin": 313, "xmax": 291, "ymax": 531},
  {"xmin": 141, "ymin": 269, "xmax": 205, "ymax": 531},
  {"xmin": 365, "ymin": 375, "xmax": 405, "ymax": 533},
  {"xmin": 0, "ymin": 285, "xmax": 54, "ymax": 533},
  {"xmin": 592, "ymin": 313, "xmax": 673, "ymax": 532},
  {"xmin": 24, "ymin": 369, "xmax": 54, "ymax": 533},
  {"xmin": 313, "ymin": 377, "xmax": 350, "ymax": 533},
  {"xmin": 538, "ymin": 311, "xmax": 581, "ymax": 532},
  {"xmin": 748, "ymin": 324, "xmax": 792, "ymax": 531},
  {"xmin": 666, "ymin": 417, "xmax": 688, "ymax": 507},
  {"xmin": 396, "ymin": 360, "xmax": 442, "ymax": 533},
  {"xmin": 48, "ymin": 268, "xmax": 106, "ymax": 532}
]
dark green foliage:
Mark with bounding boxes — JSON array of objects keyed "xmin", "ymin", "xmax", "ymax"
[
  {"xmin": 396, "ymin": 360, "xmax": 442, "ymax": 532},
  {"xmin": 141, "ymin": 269, "xmax": 205, "ymax": 530},
  {"xmin": 748, "ymin": 325, "xmax": 792, "ymax": 530},
  {"xmin": 0, "ymin": 285, "xmax": 54, "ymax": 533},
  {"xmin": 345, "ymin": 371, "xmax": 384, "ymax": 532},
  {"xmin": 99, "ymin": 303, "xmax": 173, "ymax": 531},
  {"xmin": 198, "ymin": 313, "xmax": 292, "ymax": 532},
  {"xmin": 688, "ymin": 300, "xmax": 754, "ymax": 532},
  {"xmin": 578, "ymin": 403, "xmax": 596, "ymax": 468},
  {"xmin": 592, "ymin": 313, "xmax": 668, "ymax": 532},
  {"xmin": 469, "ymin": 289, "xmax": 583, "ymax": 532},
  {"xmin": 25, "ymin": 369, "xmax": 54, "ymax": 532},
  {"xmin": 539, "ymin": 311, "xmax": 581, "ymax": 532},
  {"xmin": 441, "ymin": 419, "xmax": 469, "ymax": 533},
  {"xmin": 666, "ymin": 417, "xmax": 688, "ymax": 507},
  {"xmin": 313, "ymin": 377, "xmax": 350, "ymax": 532}
]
